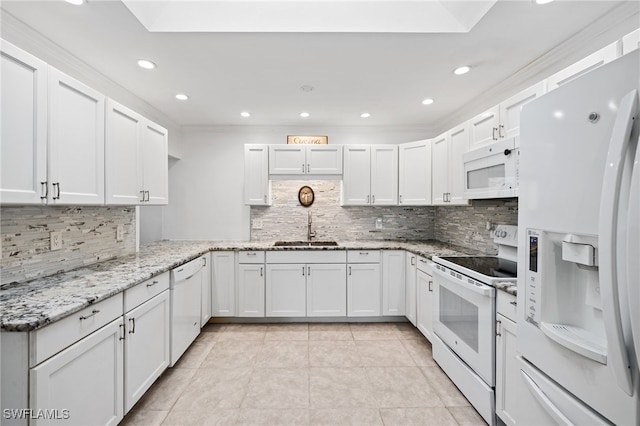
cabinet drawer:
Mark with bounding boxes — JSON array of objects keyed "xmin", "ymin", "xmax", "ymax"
[
  {"xmin": 497, "ymin": 291, "xmax": 517, "ymax": 323},
  {"xmin": 416, "ymin": 256, "xmax": 432, "ymax": 274},
  {"xmin": 124, "ymin": 272, "xmax": 170, "ymax": 312},
  {"xmin": 31, "ymin": 293, "xmax": 123, "ymax": 367},
  {"xmin": 347, "ymin": 250, "xmax": 381, "ymax": 263},
  {"xmin": 266, "ymin": 250, "xmax": 347, "ymax": 264},
  {"xmin": 238, "ymin": 251, "xmax": 265, "ymax": 263}
]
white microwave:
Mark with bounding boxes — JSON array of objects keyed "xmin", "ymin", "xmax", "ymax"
[{"xmin": 462, "ymin": 137, "xmax": 519, "ymax": 199}]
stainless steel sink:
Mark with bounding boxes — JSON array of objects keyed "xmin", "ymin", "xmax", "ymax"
[{"xmin": 274, "ymin": 241, "xmax": 338, "ymax": 247}]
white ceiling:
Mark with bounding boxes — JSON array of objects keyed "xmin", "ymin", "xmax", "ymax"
[{"xmin": 1, "ymin": 0, "xmax": 638, "ymax": 132}]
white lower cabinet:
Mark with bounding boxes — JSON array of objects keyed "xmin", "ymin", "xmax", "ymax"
[
  {"xmin": 404, "ymin": 253, "xmax": 417, "ymax": 326},
  {"xmin": 124, "ymin": 290, "xmax": 170, "ymax": 412},
  {"xmin": 347, "ymin": 263, "xmax": 381, "ymax": 316},
  {"xmin": 266, "ymin": 264, "xmax": 307, "ymax": 316},
  {"xmin": 496, "ymin": 292, "xmax": 520, "ymax": 426},
  {"xmin": 237, "ymin": 264, "xmax": 265, "ymax": 317},
  {"xmin": 416, "ymin": 265, "xmax": 434, "ymax": 341},
  {"xmin": 211, "ymin": 251, "xmax": 236, "ymax": 316},
  {"xmin": 307, "ymin": 264, "xmax": 347, "ymax": 317},
  {"xmin": 382, "ymin": 251, "xmax": 405, "ymax": 316},
  {"xmin": 30, "ymin": 317, "xmax": 124, "ymax": 426}
]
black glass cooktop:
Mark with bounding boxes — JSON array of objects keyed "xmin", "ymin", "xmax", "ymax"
[{"xmin": 438, "ymin": 256, "xmax": 517, "ymax": 278}]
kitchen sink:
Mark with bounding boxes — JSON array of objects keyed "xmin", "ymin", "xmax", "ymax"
[{"xmin": 273, "ymin": 240, "xmax": 338, "ymax": 247}]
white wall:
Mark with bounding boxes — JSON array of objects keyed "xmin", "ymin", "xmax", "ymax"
[{"xmin": 163, "ymin": 125, "xmax": 431, "ymax": 240}]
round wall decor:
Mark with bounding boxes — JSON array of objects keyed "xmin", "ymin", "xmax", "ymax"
[{"xmin": 298, "ymin": 185, "xmax": 315, "ymax": 207}]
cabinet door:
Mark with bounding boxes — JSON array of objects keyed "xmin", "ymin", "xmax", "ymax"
[
  {"xmin": 546, "ymin": 42, "xmax": 619, "ymax": 90},
  {"xmin": 431, "ymin": 133, "xmax": 448, "ymax": 206},
  {"xmin": 381, "ymin": 250, "xmax": 405, "ymax": 316},
  {"xmin": 244, "ymin": 144, "xmax": 270, "ymax": 205},
  {"xmin": 48, "ymin": 67, "xmax": 105, "ymax": 205},
  {"xmin": 371, "ymin": 145, "xmax": 398, "ymax": 205},
  {"xmin": 170, "ymin": 269, "xmax": 202, "ymax": 367},
  {"xmin": 622, "ymin": 28, "xmax": 640, "ymax": 55},
  {"xmin": 237, "ymin": 264, "xmax": 265, "ymax": 317},
  {"xmin": 448, "ymin": 122, "xmax": 470, "ymax": 205},
  {"xmin": 307, "ymin": 145, "xmax": 343, "ymax": 174},
  {"xmin": 496, "ymin": 313, "xmax": 518, "ymax": 426},
  {"xmin": 347, "ymin": 263, "xmax": 381, "ymax": 316},
  {"xmin": 307, "ymin": 264, "xmax": 347, "ymax": 316},
  {"xmin": 404, "ymin": 254, "xmax": 417, "ymax": 326},
  {"xmin": 124, "ymin": 291, "xmax": 170, "ymax": 413},
  {"xmin": 200, "ymin": 256, "xmax": 211, "ymax": 326},
  {"xmin": 212, "ymin": 251, "xmax": 236, "ymax": 316},
  {"xmin": 342, "ymin": 145, "xmax": 371, "ymax": 205},
  {"xmin": 266, "ymin": 264, "xmax": 306, "ymax": 317},
  {"xmin": 499, "ymin": 81, "xmax": 546, "ymax": 140},
  {"xmin": 469, "ymin": 106, "xmax": 499, "ymax": 149},
  {"xmin": 30, "ymin": 318, "xmax": 124, "ymax": 426},
  {"xmin": 142, "ymin": 120, "xmax": 169, "ymax": 205},
  {"xmin": 105, "ymin": 99, "xmax": 143, "ymax": 205},
  {"xmin": 416, "ymin": 269, "xmax": 433, "ymax": 341},
  {"xmin": 0, "ymin": 41, "xmax": 48, "ymax": 204},
  {"xmin": 269, "ymin": 145, "xmax": 306, "ymax": 174},
  {"xmin": 398, "ymin": 140, "xmax": 432, "ymax": 205}
]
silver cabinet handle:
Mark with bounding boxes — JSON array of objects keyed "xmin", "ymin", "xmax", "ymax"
[
  {"xmin": 247, "ymin": 252, "xmax": 257, "ymax": 256},
  {"xmin": 177, "ymin": 268, "xmax": 184, "ymax": 272},
  {"xmin": 349, "ymin": 266, "xmax": 352, "ymax": 276},
  {"xmin": 367, "ymin": 195, "xmax": 370, "ymax": 204},
  {"xmin": 359, "ymin": 252, "xmax": 369, "ymax": 255},
  {"xmin": 202, "ymin": 257, "xmax": 207, "ymax": 266},
  {"xmin": 307, "ymin": 266, "xmax": 311, "ymax": 276},
  {"xmin": 492, "ymin": 127, "xmax": 498, "ymax": 141},
  {"xmin": 411, "ymin": 256, "xmax": 415, "ymax": 266},
  {"xmin": 119, "ymin": 323, "xmax": 125, "ymax": 341},
  {"xmin": 260, "ymin": 267, "xmax": 263, "ymax": 277},
  {"xmin": 510, "ymin": 300, "xmax": 517, "ymax": 306},
  {"xmin": 40, "ymin": 181, "xmax": 48, "ymax": 200},
  {"xmin": 146, "ymin": 280, "xmax": 159, "ymax": 287},
  {"xmin": 302, "ymin": 164, "xmax": 305, "ymax": 173},
  {"xmin": 499, "ymin": 124, "xmax": 505, "ymax": 139},
  {"xmin": 399, "ymin": 194, "xmax": 402, "ymax": 203},
  {"xmin": 419, "ymin": 258, "xmax": 427, "ymax": 263},
  {"xmin": 307, "ymin": 164, "xmax": 310, "ymax": 173},
  {"xmin": 128, "ymin": 317, "xmax": 136, "ymax": 334},
  {"xmin": 264, "ymin": 195, "xmax": 267, "ymax": 203},
  {"xmin": 302, "ymin": 266, "xmax": 305, "ymax": 276},
  {"xmin": 145, "ymin": 190, "xmax": 150, "ymax": 202},
  {"xmin": 428, "ymin": 280, "xmax": 433, "ymax": 292},
  {"xmin": 372, "ymin": 194, "xmax": 375, "ymax": 204},
  {"xmin": 140, "ymin": 190, "xmax": 146, "ymax": 203},
  {"xmin": 496, "ymin": 319, "xmax": 502, "ymax": 337},
  {"xmin": 79, "ymin": 309, "xmax": 100, "ymax": 320},
  {"xmin": 52, "ymin": 182, "xmax": 60, "ymax": 200}
]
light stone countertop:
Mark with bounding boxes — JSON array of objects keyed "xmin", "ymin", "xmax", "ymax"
[{"xmin": 0, "ymin": 239, "xmax": 515, "ymax": 332}]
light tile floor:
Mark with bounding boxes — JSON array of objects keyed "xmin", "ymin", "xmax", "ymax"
[{"xmin": 121, "ymin": 323, "xmax": 487, "ymax": 426}]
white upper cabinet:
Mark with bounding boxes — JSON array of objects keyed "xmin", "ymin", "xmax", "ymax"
[
  {"xmin": 269, "ymin": 145, "xmax": 342, "ymax": 175},
  {"xmin": 342, "ymin": 145, "xmax": 397, "ymax": 206},
  {"xmin": 398, "ymin": 140, "xmax": 432, "ymax": 205},
  {"xmin": 0, "ymin": 40, "xmax": 48, "ymax": 205},
  {"xmin": 470, "ymin": 82, "xmax": 546, "ymax": 149},
  {"xmin": 105, "ymin": 99, "xmax": 168, "ymax": 205},
  {"xmin": 432, "ymin": 124, "xmax": 470, "ymax": 206},
  {"xmin": 547, "ymin": 41, "xmax": 619, "ymax": 91},
  {"xmin": 622, "ymin": 28, "xmax": 640, "ymax": 55},
  {"xmin": 244, "ymin": 144, "xmax": 270, "ymax": 205}
]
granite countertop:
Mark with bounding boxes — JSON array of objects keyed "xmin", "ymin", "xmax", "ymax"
[{"xmin": 0, "ymin": 239, "xmax": 515, "ymax": 332}]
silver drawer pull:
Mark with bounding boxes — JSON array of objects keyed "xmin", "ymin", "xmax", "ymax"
[
  {"xmin": 146, "ymin": 280, "xmax": 159, "ymax": 287},
  {"xmin": 359, "ymin": 252, "xmax": 369, "ymax": 255},
  {"xmin": 246, "ymin": 253, "xmax": 257, "ymax": 256},
  {"xmin": 128, "ymin": 317, "xmax": 136, "ymax": 334},
  {"xmin": 510, "ymin": 300, "xmax": 517, "ymax": 306},
  {"xmin": 79, "ymin": 309, "xmax": 100, "ymax": 320},
  {"xmin": 419, "ymin": 259, "xmax": 427, "ymax": 263},
  {"xmin": 177, "ymin": 268, "xmax": 184, "ymax": 272}
]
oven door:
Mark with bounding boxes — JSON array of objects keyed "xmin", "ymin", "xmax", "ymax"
[
  {"xmin": 462, "ymin": 137, "xmax": 519, "ymax": 200},
  {"xmin": 432, "ymin": 263, "xmax": 496, "ymax": 386}
]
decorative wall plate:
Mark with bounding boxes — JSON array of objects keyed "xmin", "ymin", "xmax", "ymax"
[{"xmin": 298, "ymin": 185, "xmax": 315, "ymax": 207}]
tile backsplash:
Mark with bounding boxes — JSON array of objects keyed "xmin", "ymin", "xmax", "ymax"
[
  {"xmin": 1, "ymin": 206, "xmax": 136, "ymax": 286},
  {"xmin": 250, "ymin": 181, "xmax": 435, "ymax": 242},
  {"xmin": 250, "ymin": 180, "xmax": 518, "ymax": 254}
]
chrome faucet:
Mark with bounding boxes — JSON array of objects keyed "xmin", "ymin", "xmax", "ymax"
[{"xmin": 307, "ymin": 211, "xmax": 316, "ymax": 242}]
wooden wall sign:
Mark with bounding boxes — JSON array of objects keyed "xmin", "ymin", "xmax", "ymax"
[{"xmin": 287, "ymin": 135, "xmax": 328, "ymax": 145}]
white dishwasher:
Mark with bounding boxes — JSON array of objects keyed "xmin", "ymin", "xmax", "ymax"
[{"xmin": 170, "ymin": 256, "xmax": 204, "ymax": 366}]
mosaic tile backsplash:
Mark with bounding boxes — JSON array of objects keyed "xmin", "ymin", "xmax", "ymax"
[
  {"xmin": 1, "ymin": 206, "xmax": 136, "ymax": 286},
  {"xmin": 250, "ymin": 180, "xmax": 519, "ymax": 250}
]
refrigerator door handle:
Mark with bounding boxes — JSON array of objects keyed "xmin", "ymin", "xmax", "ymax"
[
  {"xmin": 598, "ymin": 88, "xmax": 637, "ymax": 396},
  {"xmin": 626, "ymin": 133, "xmax": 640, "ymax": 369},
  {"xmin": 521, "ymin": 370, "xmax": 573, "ymax": 426}
]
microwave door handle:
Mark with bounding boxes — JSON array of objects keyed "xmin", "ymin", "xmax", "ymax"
[
  {"xmin": 626, "ymin": 132, "xmax": 640, "ymax": 369},
  {"xmin": 598, "ymin": 89, "xmax": 637, "ymax": 396},
  {"xmin": 521, "ymin": 370, "xmax": 572, "ymax": 426},
  {"xmin": 432, "ymin": 267, "xmax": 493, "ymax": 297}
]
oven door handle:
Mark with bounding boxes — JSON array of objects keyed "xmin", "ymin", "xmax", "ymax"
[{"xmin": 432, "ymin": 266, "xmax": 494, "ymax": 297}]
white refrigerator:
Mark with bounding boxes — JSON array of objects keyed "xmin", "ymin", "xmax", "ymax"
[{"xmin": 517, "ymin": 49, "xmax": 639, "ymax": 425}]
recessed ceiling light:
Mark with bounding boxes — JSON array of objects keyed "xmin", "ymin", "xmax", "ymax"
[
  {"xmin": 65, "ymin": 0, "xmax": 84, "ymax": 5},
  {"xmin": 535, "ymin": 0, "xmax": 554, "ymax": 4},
  {"xmin": 240, "ymin": 111, "xmax": 251, "ymax": 118},
  {"xmin": 421, "ymin": 98, "xmax": 434, "ymax": 105},
  {"xmin": 175, "ymin": 94, "xmax": 189, "ymax": 101},
  {"xmin": 360, "ymin": 113, "xmax": 371, "ymax": 118},
  {"xmin": 300, "ymin": 112, "xmax": 310, "ymax": 118},
  {"xmin": 137, "ymin": 59, "xmax": 156, "ymax": 70},
  {"xmin": 453, "ymin": 65, "xmax": 471, "ymax": 75}
]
